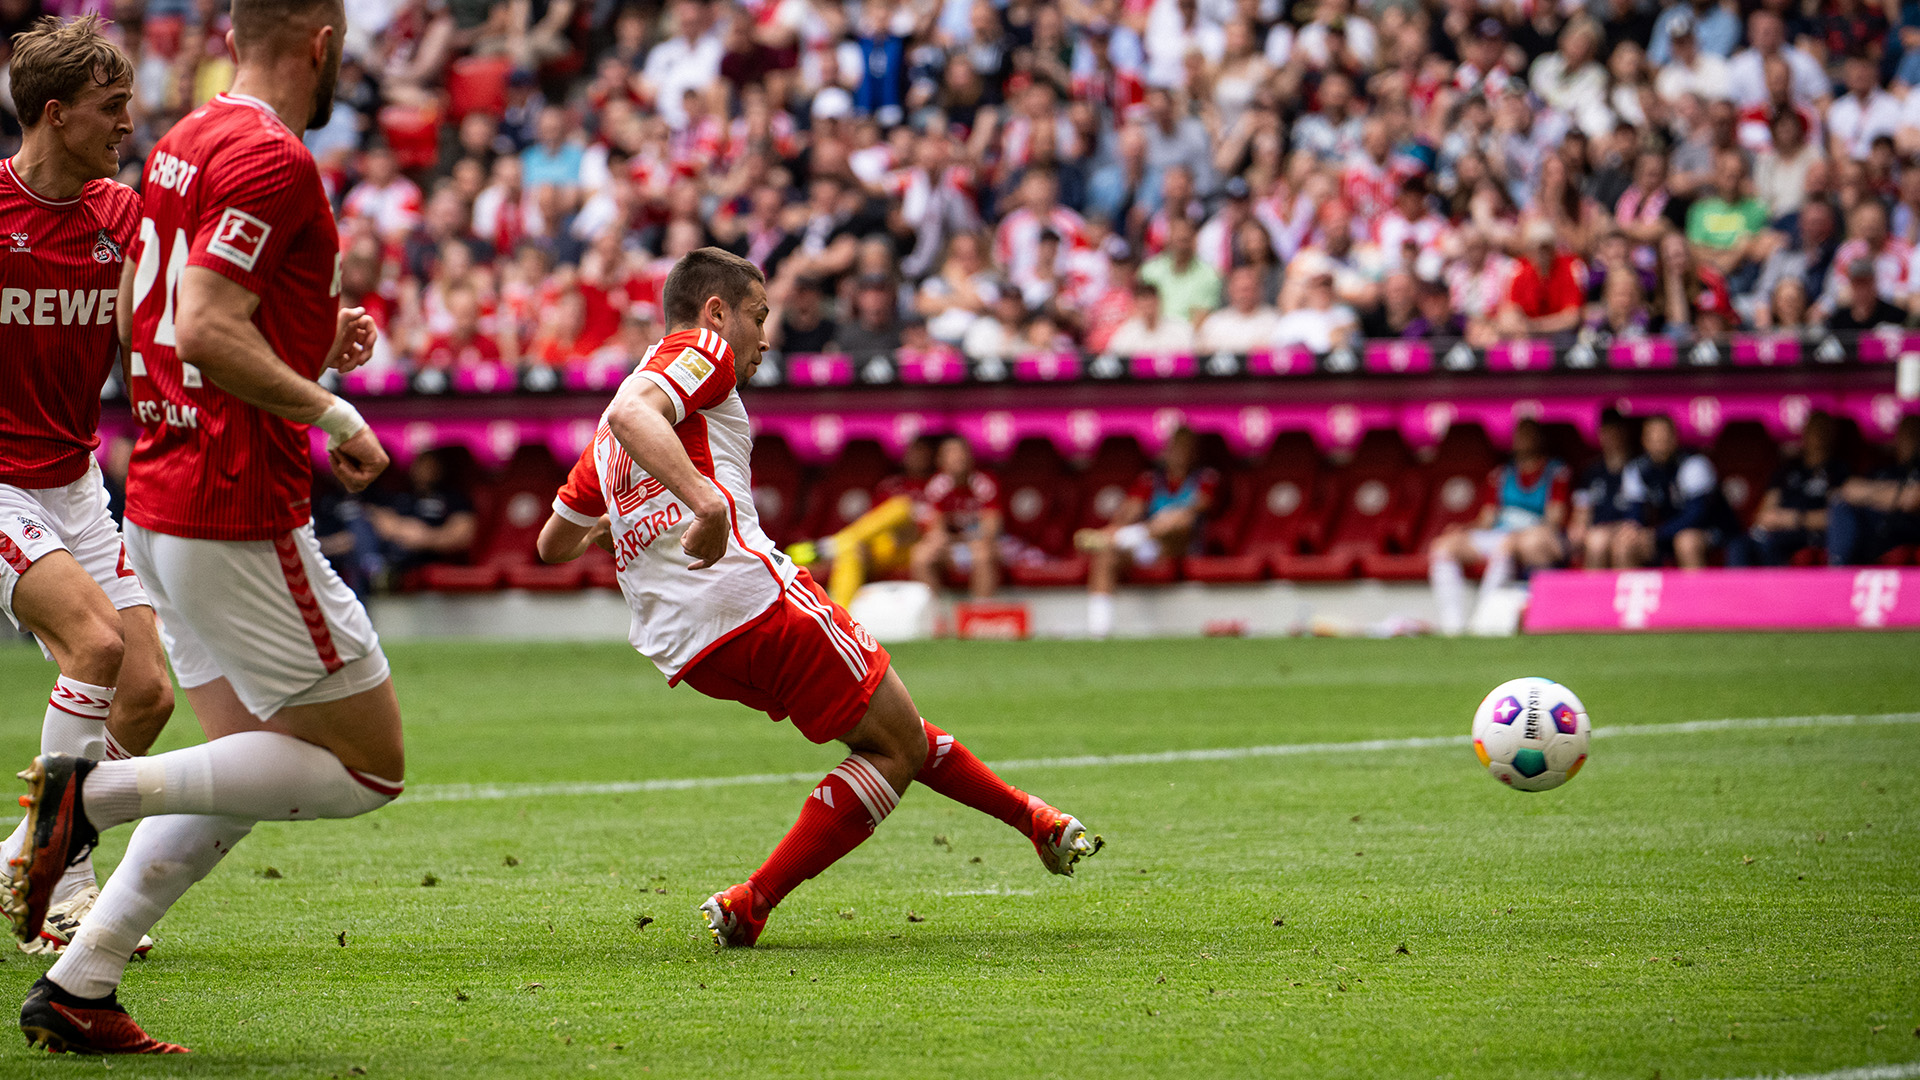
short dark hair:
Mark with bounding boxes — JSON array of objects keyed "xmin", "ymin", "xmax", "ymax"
[
  {"xmin": 10, "ymin": 15, "xmax": 132, "ymax": 129},
  {"xmin": 231, "ymin": 0, "xmax": 342, "ymax": 51},
  {"xmin": 661, "ymin": 247, "xmax": 766, "ymax": 329}
]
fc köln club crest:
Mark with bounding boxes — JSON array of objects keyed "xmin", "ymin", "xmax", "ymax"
[{"xmin": 92, "ymin": 228, "xmax": 122, "ymax": 263}]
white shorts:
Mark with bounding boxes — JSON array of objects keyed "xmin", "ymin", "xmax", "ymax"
[
  {"xmin": 125, "ymin": 521, "xmax": 389, "ymax": 721},
  {"xmin": 1465, "ymin": 528, "xmax": 1513, "ymax": 560},
  {"xmin": 1, "ymin": 462, "xmax": 149, "ymax": 636}
]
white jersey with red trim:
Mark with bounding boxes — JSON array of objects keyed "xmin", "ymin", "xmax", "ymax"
[{"xmin": 552, "ymin": 327, "xmax": 797, "ymax": 680}]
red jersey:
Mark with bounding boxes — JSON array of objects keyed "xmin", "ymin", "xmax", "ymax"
[
  {"xmin": 923, "ymin": 469, "xmax": 1002, "ymax": 537},
  {"xmin": 419, "ymin": 332, "xmax": 502, "ymax": 370},
  {"xmin": 1505, "ymin": 253, "xmax": 1586, "ymax": 319},
  {"xmin": 0, "ymin": 160, "xmax": 139, "ymax": 488},
  {"xmin": 126, "ymin": 93, "xmax": 343, "ymax": 541}
]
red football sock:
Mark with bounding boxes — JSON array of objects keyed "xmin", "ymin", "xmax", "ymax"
[
  {"xmin": 749, "ymin": 755, "xmax": 899, "ymax": 907},
  {"xmin": 913, "ymin": 720, "xmax": 1036, "ymax": 830}
]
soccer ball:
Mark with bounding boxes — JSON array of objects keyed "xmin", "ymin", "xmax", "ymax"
[{"xmin": 1471, "ymin": 677, "xmax": 1591, "ymax": 792}]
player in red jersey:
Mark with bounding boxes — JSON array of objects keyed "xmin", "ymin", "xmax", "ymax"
[
  {"xmin": 911, "ymin": 436, "xmax": 1008, "ymax": 597},
  {"xmin": 7, "ymin": 0, "xmax": 405, "ymax": 1056},
  {"xmin": 0, "ymin": 15, "xmax": 176, "ymax": 961},
  {"xmin": 535, "ymin": 249, "xmax": 1101, "ymax": 948}
]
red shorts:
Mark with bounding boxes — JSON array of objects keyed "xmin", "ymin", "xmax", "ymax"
[{"xmin": 679, "ymin": 567, "xmax": 891, "ymax": 744}]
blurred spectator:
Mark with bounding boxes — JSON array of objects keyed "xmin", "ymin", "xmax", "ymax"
[
  {"xmin": 1107, "ymin": 283, "xmax": 1195, "ymax": 356},
  {"xmin": 1076, "ymin": 428, "xmax": 1218, "ymax": 639},
  {"xmin": 1614, "ymin": 414, "xmax": 1727, "ymax": 569},
  {"xmin": 1139, "ymin": 216, "xmax": 1222, "ymax": 324},
  {"xmin": 64, "ymin": 0, "xmax": 1920, "ymax": 384},
  {"xmin": 833, "ymin": 273, "xmax": 904, "ymax": 357},
  {"xmin": 1572, "ymin": 413, "xmax": 1638, "ymax": 568},
  {"xmin": 419, "ymin": 286, "xmax": 505, "ymax": 371},
  {"xmin": 1731, "ymin": 412, "xmax": 1846, "ymax": 565},
  {"xmin": 1824, "ymin": 257, "xmax": 1911, "ymax": 330},
  {"xmin": 1828, "ymin": 415, "xmax": 1920, "ymax": 564},
  {"xmin": 792, "ymin": 436, "xmax": 939, "ymax": 608},
  {"xmin": 912, "ymin": 436, "xmax": 1004, "ymax": 598},
  {"xmin": 1429, "ymin": 418, "xmax": 1570, "ymax": 635},
  {"xmin": 1498, "ymin": 222, "xmax": 1586, "ymax": 340},
  {"xmin": 774, "ymin": 277, "xmax": 838, "ymax": 354},
  {"xmin": 1274, "ymin": 261, "xmax": 1359, "ymax": 351},
  {"xmin": 365, "ymin": 452, "xmax": 478, "ymax": 577},
  {"xmin": 1197, "ymin": 267, "xmax": 1282, "ymax": 352}
]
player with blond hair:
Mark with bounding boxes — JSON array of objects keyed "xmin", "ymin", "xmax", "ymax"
[
  {"xmin": 7, "ymin": 0, "xmax": 403, "ymax": 1054},
  {"xmin": 0, "ymin": 14, "xmax": 174, "ymax": 961}
]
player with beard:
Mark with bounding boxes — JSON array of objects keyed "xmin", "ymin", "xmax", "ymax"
[
  {"xmin": 0, "ymin": 15, "xmax": 174, "ymax": 962},
  {"xmin": 6, "ymin": 0, "xmax": 401, "ymax": 1055},
  {"xmin": 534, "ymin": 248, "xmax": 1101, "ymax": 948}
]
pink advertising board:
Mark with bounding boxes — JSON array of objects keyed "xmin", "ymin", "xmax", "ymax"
[{"xmin": 1523, "ymin": 568, "xmax": 1920, "ymax": 633}]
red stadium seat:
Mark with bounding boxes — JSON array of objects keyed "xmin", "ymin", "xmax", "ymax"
[
  {"xmin": 502, "ymin": 562, "xmax": 585, "ymax": 590},
  {"xmin": 750, "ymin": 436, "xmax": 806, "ymax": 545},
  {"xmin": 377, "ymin": 104, "xmax": 441, "ymax": 173},
  {"xmin": 1278, "ymin": 431, "xmax": 1421, "ymax": 581},
  {"xmin": 1001, "ymin": 438, "xmax": 1080, "ymax": 572},
  {"xmin": 1208, "ymin": 433, "xmax": 1331, "ymax": 582},
  {"xmin": 1360, "ymin": 453, "xmax": 1494, "ymax": 580},
  {"xmin": 445, "ymin": 55, "xmax": 511, "ymax": 121},
  {"xmin": 1008, "ymin": 555, "xmax": 1089, "ymax": 586},
  {"xmin": 420, "ymin": 446, "xmax": 564, "ymax": 592},
  {"xmin": 581, "ymin": 545, "xmax": 621, "ymax": 588},
  {"xmin": 1074, "ymin": 436, "xmax": 1150, "ymax": 533},
  {"xmin": 800, "ymin": 440, "xmax": 895, "ymax": 541},
  {"xmin": 418, "ymin": 564, "xmax": 503, "ymax": 591},
  {"xmin": 1710, "ymin": 421, "xmax": 1779, "ymax": 529}
]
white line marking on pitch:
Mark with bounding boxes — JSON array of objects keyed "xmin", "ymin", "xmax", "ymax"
[
  {"xmin": 1710, "ymin": 1064, "xmax": 1920, "ymax": 1080},
  {"xmin": 403, "ymin": 712, "xmax": 1920, "ymax": 804}
]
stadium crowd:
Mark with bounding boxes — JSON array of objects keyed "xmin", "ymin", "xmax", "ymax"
[{"xmin": 23, "ymin": 0, "xmax": 1920, "ymax": 370}]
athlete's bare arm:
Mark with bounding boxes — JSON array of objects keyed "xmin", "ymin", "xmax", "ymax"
[
  {"xmin": 604, "ymin": 379, "xmax": 730, "ymax": 570},
  {"xmin": 116, "ymin": 256, "xmax": 135, "ymax": 356},
  {"xmin": 174, "ymin": 267, "xmax": 387, "ymax": 491},
  {"xmin": 535, "ymin": 513, "xmax": 612, "ymax": 563}
]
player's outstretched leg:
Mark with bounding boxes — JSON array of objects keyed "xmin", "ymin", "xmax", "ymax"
[
  {"xmin": 703, "ymin": 671, "xmax": 925, "ymax": 947},
  {"xmin": 7, "ymin": 729, "xmax": 398, "ymax": 944},
  {"xmin": 914, "ymin": 720, "xmax": 1102, "ymax": 876}
]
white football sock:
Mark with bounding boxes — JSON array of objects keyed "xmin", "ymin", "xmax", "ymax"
[
  {"xmin": 80, "ymin": 731, "xmax": 400, "ymax": 831},
  {"xmin": 44, "ymin": 676, "xmax": 111, "ymax": 761},
  {"xmin": 1430, "ymin": 554, "xmax": 1467, "ymax": 636},
  {"xmin": 39, "ymin": 677, "xmax": 114, "ymax": 906},
  {"xmin": 49, "ymin": 814, "xmax": 253, "ymax": 999},
  {"xmin": 1480, "ymin": 549, "xmax": 1515, "ymax": 593},
  {"xmin": 1088, "ymin": 593, "xmax": 1115, "ymax": 639}
]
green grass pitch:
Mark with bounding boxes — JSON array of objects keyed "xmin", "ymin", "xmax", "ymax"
[{"xmin": 0, "ymin": 632, "xmax": 1915, "ymax": 1079}]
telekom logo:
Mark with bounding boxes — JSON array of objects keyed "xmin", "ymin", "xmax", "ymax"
[
  {"xmin": 1851, "ymin": 570, "xmax": 1901, "ymax": 628},
  {"xmin": 1614, "ymin": 572, "xmax": 1664, "ymax": 629}
]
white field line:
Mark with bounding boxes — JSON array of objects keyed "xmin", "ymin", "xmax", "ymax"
[
  {"xmin": 1710, "ymin": 1064, "xmax": 1920, "ymax": 1080},
  {"xmin": 401, "ymin": 712, "xmax": 1920, "ymax": 805}
]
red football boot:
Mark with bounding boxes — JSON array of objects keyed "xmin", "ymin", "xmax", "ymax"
[
  {"xmin": 20, "ymin": 976, "xmax": 188, "ymax": 1054},
  {"xmin": 1028, "ymin": 803, "xmax": 1103, "ymax": 877},
  {"xmin": 700, "ymin": 882, "xmax": 770, "ymax": 947}
]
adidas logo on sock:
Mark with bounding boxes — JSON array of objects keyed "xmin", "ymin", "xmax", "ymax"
[{"xmin": 810, "ymin": 785, "xmax": 835, "ymax": 808}]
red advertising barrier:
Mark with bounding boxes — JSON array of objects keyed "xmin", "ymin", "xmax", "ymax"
[{"xmin": 1523, "ymin": 568, "xmax": 1920, "ymax": 633}]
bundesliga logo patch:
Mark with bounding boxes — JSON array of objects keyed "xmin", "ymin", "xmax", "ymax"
[
  {"xmin": 664, "ymin": 347, "xmax": 714, "ymax": 396},
  {"xmin": 207, "ymin": 207, "xmax": 271, "ymax": 272},
  {"xmin": 92, "ymin": 229, "xmax": 122, "ymax": 263}
]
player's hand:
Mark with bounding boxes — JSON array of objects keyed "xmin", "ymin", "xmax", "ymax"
[
  {"xmin": 328, "ymin": 425, "xmax": 390, "ymax": 493},
  {"xmin": 681, "ymin": 504, "xmax": 730, "ymax": 570},
  {"xmin": 589, "ymin": 515, "xmax": 614, "ymax": 554},
  {"xmin": 326, "ymin": 307, "xmax": 379, "ymax": 373}
]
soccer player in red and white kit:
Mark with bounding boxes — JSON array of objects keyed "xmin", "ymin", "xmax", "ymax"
[
  {"xmin": 0, "ymin": 16, "xmax": 176, "ymax": 959},
  {"xmin": 7, "ymin": 0, "xmax": 404, "ymax": 1055},
  {"xmin": 534, "ymin": 248, "xmax": 1101, "ymax": 948}
]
